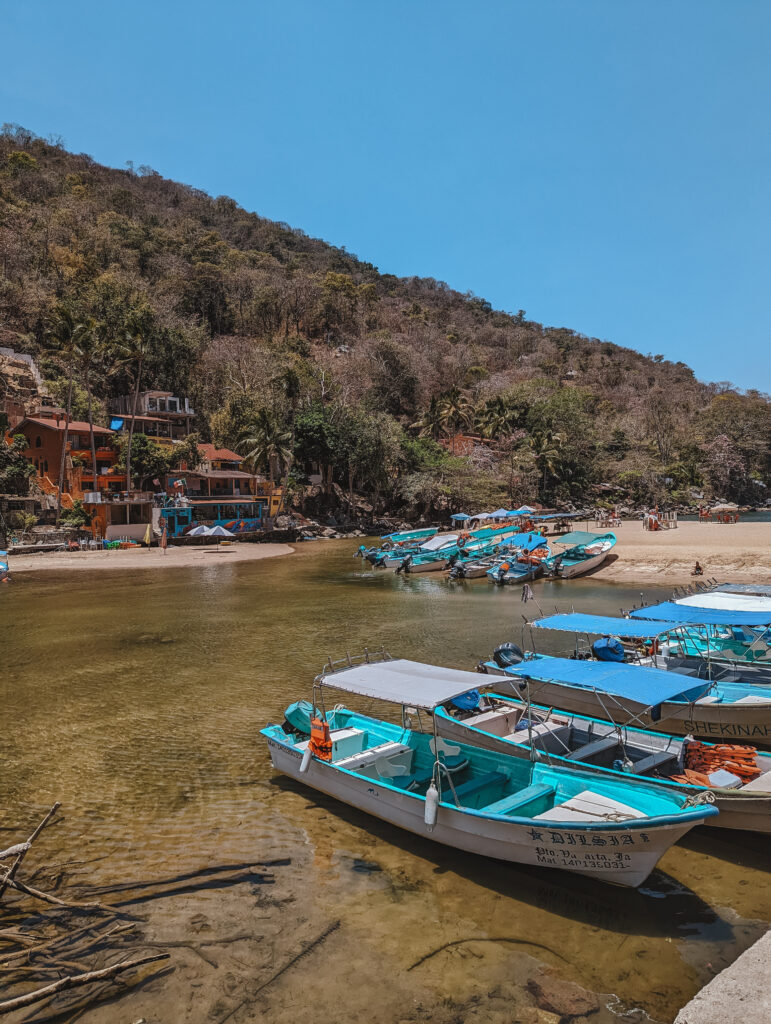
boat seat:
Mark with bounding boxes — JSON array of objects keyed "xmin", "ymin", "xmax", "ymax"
[
  {"xmin": 482, "ymin": 783, "xmax": 555, "ymax": 817},
  {"xmin": 382, "ymin": 751, "xmax": 469, "ymax": 792},
  {"xmin": 565, "ymin": 735, "xmax": 619, "ymax": 762},
  {"xmin": 506, "ymin": 721, "xmax": 571, "ymax": 751},
  {"xmin": 740, "ymin": 771, "xmax": 771, "ymax": 792},
  {"xmin": 296, "ymin": 727, "xmax": 368, "ymax": 759},
  {"xmin": 733, "ymin": 696, "xmax": 768, "ymax": 705},
  {"xmin": 695, "ymin": 695, "xmax": 722, "ymax": 705},
  {"xmin": 335, "ymin": 741, "xmax": 412, "ymax": 773},
  {"xmin": 534, "ymin": 789, "xmax": 645, "ymax": 823},
  {"xmin": 443, "ymin": 771, "xmax": 508, "ymax": 807},
  {"xmin": 632, "ymin": 750, "xmax": 679, "ymax": 776}
]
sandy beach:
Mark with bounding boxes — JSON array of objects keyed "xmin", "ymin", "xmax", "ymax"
[
  {"xmin": 7, "ymin": 541, "xmax": 295, "ymax": 573},
  {"xmin": 597, "ymin": 520, "xmax": 771, "ymax": 585},
  {"xmin": 6, "ymin": 520, "xmax": 770, "ymax": 583}
]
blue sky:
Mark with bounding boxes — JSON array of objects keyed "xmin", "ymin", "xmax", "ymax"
[{"xmin": 3, "ymin": 1, "xmax": 769, "ymax": 391}]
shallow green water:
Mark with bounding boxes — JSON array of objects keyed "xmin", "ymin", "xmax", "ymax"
[{"xmin": 1, "ymin": 541, "xmax": 769, "ymax": 1023}]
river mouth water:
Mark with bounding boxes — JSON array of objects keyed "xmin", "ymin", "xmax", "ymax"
[{"xmin": 1, "ymin": 540, "xmax": 769, "ymax": 1024}]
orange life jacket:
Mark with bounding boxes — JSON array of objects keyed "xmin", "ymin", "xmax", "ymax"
[{"xmin": 309, "ymin": 717, "xmax": 332, "ymax": 761}]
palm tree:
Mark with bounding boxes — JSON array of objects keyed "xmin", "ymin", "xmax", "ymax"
[
  {"xmin": 412, "ymin": 396, "xmax": 444, "ymax": 441},
  {"xmin": 272, "ymin": 367, "xmax": 301, "ymax": 516},
  {"xmin": 119, "ymin": 310, "xmax": 153, "ymax": 498},
  {"xmin": 72, "ymin": 318, "xmax": 102, "ymax": 486},
  {"xmin": 438, "ymin": 388, "xmax": 474, "ymax": 453},
  {"xmin": 529, "ymin": 429, "xmax": 565, "ymax": 495},
  {"xmin": 45, "ymin": 307, "xmax": 82, "ymax": 523},
  {"xmin": 476, "ymin": 397, "xmax": 509, "ymax": 440},
  {"xmin": 240, "ymin": 410, "xmax": 293, "ymax": 489}
]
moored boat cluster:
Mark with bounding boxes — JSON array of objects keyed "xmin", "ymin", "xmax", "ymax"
[
  {"xmin": 263, "ymin": 582, "xmax": 771, "ymax": 888},
  {"xmin": 354, "ymin": 510, "xmax": 617, "ymax": 582}
]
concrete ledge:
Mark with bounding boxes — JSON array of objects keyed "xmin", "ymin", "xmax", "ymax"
[{"xmin": 675, "ymin": 929, "xmax": 770, "ymax": 1024}]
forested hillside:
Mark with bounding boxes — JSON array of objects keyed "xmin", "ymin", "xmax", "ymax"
[{"xmin": 1, "ymin": 124, "xmax": 769, "ymax": 514}]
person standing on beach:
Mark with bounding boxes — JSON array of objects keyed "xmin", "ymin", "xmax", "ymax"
[{"xmin": 161, "ymin": 523, "xmax": 168, "ymax": 555}]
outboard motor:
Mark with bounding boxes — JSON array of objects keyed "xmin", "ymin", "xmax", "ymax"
[
  {"xmin": 395, "ymin": 554, "xmax": 412, "ymax": 574},
  {"xmin": 493, "ymin": 642, "xmax": 525, "ymax": 668},
  {"xmin": 592, "ymin": 637, "xmax": 625, "ymax": 663}
]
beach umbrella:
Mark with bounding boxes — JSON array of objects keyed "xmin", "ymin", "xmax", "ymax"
[
  {"xmin": 207, "ymin": 525, "xmax": 234, "ymax": 537},
  {"xmin": 451, "ymin": 513, "xmax": 471, "ymax": 521},
  {"xmin": 491, "ymin": 508, "xmax": 510, "ymax": 519},
  {"xmin": 188, "ymin": 525, "xmax": 209, "ymax": 536}
]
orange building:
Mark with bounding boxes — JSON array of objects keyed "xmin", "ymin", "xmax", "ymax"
[{"xmin": 13, "ymin": 417, "xmax": 126, "ymax": 497}]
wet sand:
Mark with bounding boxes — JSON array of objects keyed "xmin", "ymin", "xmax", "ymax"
[
  {"xmin": 7, "ymin": 541, "xmax": 294, "ymax": 572},
  {"xmin": 595, "ymin": 521, "xmax": 771, "ymax": 585}
]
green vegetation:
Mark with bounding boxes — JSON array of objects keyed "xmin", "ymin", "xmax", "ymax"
[
  {"xmin": 0, "ymin": 434, "xmax": 35, "ymax": 495},
  {"xmin": 1, "ymin": 124, "xmax": 768, "ymax": 513}
]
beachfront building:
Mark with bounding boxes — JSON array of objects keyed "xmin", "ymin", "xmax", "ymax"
[
  {"xmin": 12, "ymin": 417, "xmax": 127, "ymax": 498},
  {"xmin": 159, "ymin": 443, "xmax": 284, "ymax": 536},
  {"xmin": 108, "ymin": 391, "xmax": 195, "ymax": 447}
]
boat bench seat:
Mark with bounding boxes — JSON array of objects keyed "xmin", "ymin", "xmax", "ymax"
[
  {"xmin": 632, "ymin": 750, "xmax": 679, "ymax": 776},
  {"xmin": 566, "ymin": 735, "xmax": 619, "ymax": 763},
  {"xmin": 296, "ymin": 727, "xmax": 368, "ymax": 759},
  {"xmin": 534, "ymin": 789, "xmax": 645, "ymax": 823},
  {"xmin": 506, "ymin": 721, "xmax": 571, "ymax": 750},
  {"xmin": 444, "ymin": 771, "xmax": 508, "ymax": 807},
  {"xmin": 382, "ymin": 753, "xmax": 469, "ymax": 792},
  {"xmin": 482, "ymin": 783, "xmax": 555, "ymax": 817},
  {"xmin": 336, "ymin": 741, "xmax": 413, "ymax": 773}
]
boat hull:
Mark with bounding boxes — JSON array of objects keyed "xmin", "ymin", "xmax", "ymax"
[
  {"xmin": 404, "ymin": 557, "xmax": 450, "ymax": 573},
  {"xmin": 436, "ymin": 704, "xmax": 771, "ymax": 834},
  {"xmin": 549, "ymin": 550, "xmax": 608, "ymax": 579},
  {"xmin": 485, "ymin": 667, "xmax": 771, "ymax": 747},
  {"xmin": 265, "ymin": 736, "xmax": 701, "ymax": 887}
]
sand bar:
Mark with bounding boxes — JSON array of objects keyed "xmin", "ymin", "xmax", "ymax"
[
  {"xmin": 597, "ymin": 520, "xmax": 771, "ymax": 585},
  {"xmin": 7, "ymin": 541, "xmax": 294, "ymax": 573}
]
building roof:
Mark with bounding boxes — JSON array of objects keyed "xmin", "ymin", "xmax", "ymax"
[
  {"xmin": 198, "ymin": 443, "xmax": 243, "ymax": 462},
  {"xmin": 18, "ymin": 417, "xmax": 114, "ymax": 434},
  {"xmin": 185, "ymin": 469, "xmax": 258, "ymax": 480}
]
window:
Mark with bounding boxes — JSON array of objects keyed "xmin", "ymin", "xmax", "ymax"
[{"xmin": 35, "ymin": 435, "xmax": 42, "ymax": 448}]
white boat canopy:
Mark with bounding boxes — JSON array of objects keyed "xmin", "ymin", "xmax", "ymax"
[
  {"xmin": 319, "ymin": 658, "xmax": 484, "ymax": 710},
  {"xmin": 677, "ymin": 593, "xmax": 771, "ymax": 613}
]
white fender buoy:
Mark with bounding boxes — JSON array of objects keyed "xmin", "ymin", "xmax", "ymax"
[
  {"xmin": 300, "ymin": 747, "xmax": 312, "ymax": 773},
  {"xmin": 424, "ymin": 782, "xmax": 439, "ymax": 831}
]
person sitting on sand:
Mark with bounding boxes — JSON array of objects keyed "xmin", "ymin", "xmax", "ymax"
[{"xmin": 692, "ymin": 560, "xmax": 704, "ymax": 576}]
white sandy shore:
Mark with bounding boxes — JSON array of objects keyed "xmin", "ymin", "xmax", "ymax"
[
  {"xmin": 6, "ymin": 521, "xmax": 770, "ymax": 584},
  {"xmin": 597, "ymin": 520, "xmax": 771, "ymax": 585},
  {"xmin": 7, "ymin": 542, "xmax": 294, "ymax": 573}
]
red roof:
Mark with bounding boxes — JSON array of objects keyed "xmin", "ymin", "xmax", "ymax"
[
  {"xmin": 19, "ymin": 417, "xmax": 114, "ymax": 434},
  {"xmin": 199, "ymin": 443, "xmax": 243, "ymax": 462}
]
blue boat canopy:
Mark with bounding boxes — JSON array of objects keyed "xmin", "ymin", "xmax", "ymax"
[
  {"xmin": 531, "ymin": 613, "xmax": 677, "ymax": 638},
  {"xmin": 630, "ymin": 601, "xmax": 771, "ymax": 627},
  {"xmin": 552, "ymin": 530, "xmax": 609, "ymax": 547},
  {"xmin": 503, "ymin": 656, "xmax": 709, "ymax": 705},
  {"xmin": 498, "ymin": 532, "xmax": 549, "ymax": 552},
  {"xmin": 450, "ymin": 513, "xmax": 471, "ymax": 521}
]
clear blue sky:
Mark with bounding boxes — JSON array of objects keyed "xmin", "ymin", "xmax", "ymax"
[{"xmin": 3, "ymin": 1, "xmax": 769, "ymax": 391}]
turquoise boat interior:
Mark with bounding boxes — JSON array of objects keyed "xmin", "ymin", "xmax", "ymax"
[{"xmin": 264, "ymin": 704, "xmax": 714, "ymax": 827}]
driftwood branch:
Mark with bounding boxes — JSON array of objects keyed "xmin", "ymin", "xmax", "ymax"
[
  {"xmin": 0, "ymin": 952, "xmax": 170, "ymax": 1015},
  {"xmin": 0, "ymin": 844, "xmax": 30, "ymax": 861},
  {"xmin": 1, "ymin": 875, "xmax": 111, "ymax": 912},
  {"xmin": 0, "ymin": 803, "xmax": 60, "ymax": 900}
]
